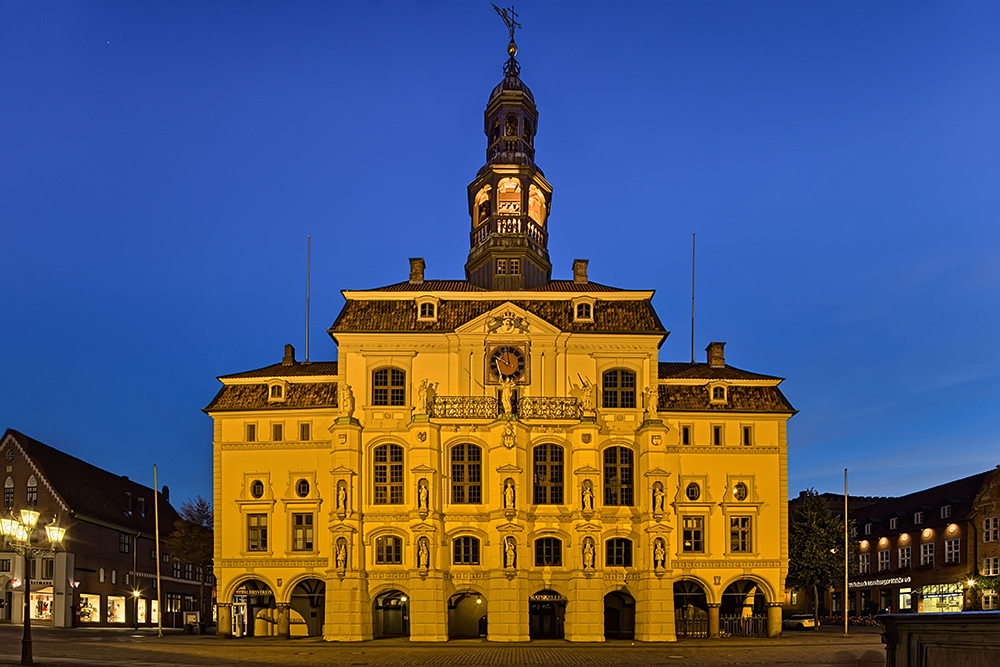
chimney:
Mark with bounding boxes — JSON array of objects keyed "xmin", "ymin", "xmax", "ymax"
[
  {"xmin": 161, "ymin": 485, "xmax": 169, "ymax": 501},
  {"xmin": 409, "ymin": 257, "xmax": 425, "ymax": 284},
  {"xmin": 706, "ymin": 342, "xmax": 726, "ymax": 368},
  {"xmin": 572, "ymin": 259, "xmax": 589, "ymax": 283},
  {"xmin": 283, "ymin": 343, "xmax": 295, "ymax": 366}
]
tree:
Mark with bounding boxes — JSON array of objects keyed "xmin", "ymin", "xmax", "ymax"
[
  {"xmin": 164, "ymin": 495, "xmax": 213, "ymax": 625},
  {"xmin": 786, "ymin": 489, "xmax": 854, "ymax": 628}
]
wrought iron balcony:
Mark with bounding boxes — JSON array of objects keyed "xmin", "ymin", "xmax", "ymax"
[
  {"xmin": 429, "ymin": 396, "xmax": 499, "ymax": 420},
  {"xmin": 518, "ymin": 396, "xmax": 581, "ymax": 420}
]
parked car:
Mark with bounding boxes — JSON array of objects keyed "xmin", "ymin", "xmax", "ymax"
[{"xmin": 783, "ymin": 614, "xmax": 818, "ymax": 630}]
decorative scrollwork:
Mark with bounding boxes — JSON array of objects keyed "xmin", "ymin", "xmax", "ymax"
[
  {"xmin": 429, "ymin": 396, "xmax": 499, "ymax": 420},
  {"xmin": 518, "ymin": 397, "xmax": 581, "ymax": 420}
]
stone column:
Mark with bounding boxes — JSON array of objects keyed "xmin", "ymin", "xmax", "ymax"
[
  {"xmin": 408, "ymin": 571, "xmax": 448, "ymax": 641},
  {"xmin": 488, "ymin": 573, "xmax": 529, "ymax": 642},
  {"xmin": 707, "ymin": 604, "xmax": 720, "ymax": 638},
  {"xmin": 276, "ymin": 603, "xmax": 291, "ymax": 639},
  {"xmin": 325, "ymin": 573, "xmax": 372, "ymax": 641},
  {"xmin": 216, "ymin": 603, "xmax": 233, "ymax": 638},
  {"xmin": 767, "ymin": 603, "xmax": 782, "ymax": 638},
  {"xmin": 565, "ymin": 573, "xmax": 604, "ymax": 642}
]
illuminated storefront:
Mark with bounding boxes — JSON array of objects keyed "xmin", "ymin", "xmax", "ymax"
[
  {"xmin": 79, "ymin": 593, "xmax": 101, "ymax": 623},
  {"xmin": 30, "ymin": 589, "xmax": 53, "ymax": 621},
  {"xmin": 917, "ymin": 584, "xmax": 963, "ymax": 613}
]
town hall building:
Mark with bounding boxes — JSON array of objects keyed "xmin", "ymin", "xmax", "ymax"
[{"xmin": 205, "ymin": 26, "xmax": 796, "ymax": 643}]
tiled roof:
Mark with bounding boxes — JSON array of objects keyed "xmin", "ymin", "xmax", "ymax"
[
  {"xmin": 2, "ymin": 430, "xmax": 181, "ymax": 536},
  {"xmin": 658, "ymin": 362, "xmax": 782, "ymax": 381},
  {"xmin": 219, "ymin": 361, "xmax": 339, "ymax": 379},
  {"xmin": 657, "ymin": 384, "xmax": 796, "ymax": 413},
  {"xmin": 850, "ymin": 472, "xmax": 990, "ymax": 534},
  {"xmin": 329, "ymin": 299, "xmax": 665, "ymax": 334},
  {"xmin": 359, "ymin": 279, "xmax": 631, "ymax": 293},
  {"xmin": 204, "ymin": 382, "xmax": 339, "ymax": 412}
]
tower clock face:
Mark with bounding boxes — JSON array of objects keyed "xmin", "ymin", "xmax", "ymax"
[{"xmin": 488, "ymin": 344, "xmax": 528, "ymax": 383}]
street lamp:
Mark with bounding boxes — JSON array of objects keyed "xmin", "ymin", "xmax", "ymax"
[
  {"xmin": 133, "ymin": 589, "xmax": 141, "ymax": 630},
  {"xmin": 0, "ymin": 508, "xmax": 66, "ymax": 666}
]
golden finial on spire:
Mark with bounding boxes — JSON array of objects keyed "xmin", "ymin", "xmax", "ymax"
[{"xmin": 491, "ymin": 4, "xmax": 522, "ymax": 76}]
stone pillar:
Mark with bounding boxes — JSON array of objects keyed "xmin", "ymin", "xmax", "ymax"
[
  {"xmin": 217, "ymin": 603, "xmax": 233, "ymax": 638},
  {"xmin": 407, "ymin": 571, "xmax": 447, "ymax": 641},
  {"xmin": 488, "ymin": 573, "xmax": 529, "ymax": 642},
  {"xmin": 707, "ymin": 604, "xmax": 720, "ymax": 638},
  {"xmin": 325, "ymin": 574, "xmax": 372, "ymax": 641},
  {"xmin": 634, "ymin": 574, "xmax": 677, "ymax": 642},
  {"xmin": 565, "ymin": 573, "xmax": 604, "ymax": 642},
  {"xmin": 767, "ymin": 603, "xmax": 782, "ymax": 638},
  {"xmin": 53, "ymin": 551, "xmax": 75, "ymax": 628},
  {"xmin": 276, "ymin": 603, "xmax": 291, "ymax": 639}
]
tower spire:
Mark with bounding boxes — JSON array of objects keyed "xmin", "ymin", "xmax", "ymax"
[{"xmin": 492, "ymin": 4, "xmax": 522, "ymax": 78}]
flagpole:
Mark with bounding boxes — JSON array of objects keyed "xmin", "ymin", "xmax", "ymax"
[
  {"xmin": 844, "ymin": 468, "xmax": 849, "ymax": 638},
  {"xmin": 154, "ymin": 465, "xmax": 163, "ymax": 638}
]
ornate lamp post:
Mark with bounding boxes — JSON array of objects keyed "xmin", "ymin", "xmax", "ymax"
[{"xmin": 0, "ymin": 508, "xmax": 66, "ymax": 666}]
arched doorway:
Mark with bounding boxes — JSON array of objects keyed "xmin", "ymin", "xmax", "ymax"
[
  {"xmin": 290, "ymin": 578, "xmax": 325, "ymax": 637},
  {"xmin": 231, "ymin": 579, "xmax": 274, "ymax": 638},
  {"xmin": 603, "ymin": 590, "xmax": 635, "ymax": 639},
  {"xmin": 529, "ymin": 589, "xmax": 566, "ymax": 639},
  {"xmin": 448, "ymin": 591, "xmax": 487, "ymax": 639},
  {"xmin": 373, "ymin": 590, "xmax": 409, "ymax": 639},
  {"xmin": 721, "ymin": 580, "xmax": 768, "ymax": 637},
  {"xmin": 673, "ymin": 580, "xmax": 709, "ymax": 638}
]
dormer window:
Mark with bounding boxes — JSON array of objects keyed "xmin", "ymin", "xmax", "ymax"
[
  {"xmin": 415, "ymin": 296, "xmax": 440, "ymax": 322},
  {"xmin": 914, "ymin": 511, "xmax": 924, "ymax": 525},
  {"xmin": 138, "ymin": 497, "xmax": 146, "ymax": 518},
  {"xmin": 266, "ymin": 379, "xmax": 288, "ymax": 403},
  {"xmin": 572, "ymin": 296, "xmax": 596, "ymax": 323},
  {"xmin": 865, "ymin": 523, "xmax": 872, "ymax": 535},
  {"xmin": 709, "ymin": 383, "xmax": 728, "ymax": 404},
  {"xmin": 890, "ymin": 517, "xmax": 898, "ymax": 530},
  {"xmin": 940, "ymin": 505, "xmax": 951, "ymax": 519}
]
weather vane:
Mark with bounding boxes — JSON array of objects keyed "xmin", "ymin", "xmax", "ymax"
[{"xmin": 492, "ymin": 4, "xmax": 521, "ymax": 44}]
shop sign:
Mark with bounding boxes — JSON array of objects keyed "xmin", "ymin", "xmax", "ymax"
[
  {"xmin": 848, "ymin": 576, "xmax": 911, "ymax": 589},
  {"xmin": 529, "ymin": 594, "xmax": 567, "ymax": 602}
]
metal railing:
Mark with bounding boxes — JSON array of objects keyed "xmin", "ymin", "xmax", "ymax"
[
  {"xmin": 675, "ymin": 616, "xmax": 708, "ymax": 638},
  {"xmin": 719, "ymin": 614, "xmax": 767, "ymax": 637},
  {"xmin": 518, "ymin": 396, "xmax": 581, "ymax": 420},
  {"xmin": 429, "ymin": 396, "xmax": 499, "ymax": 420}
]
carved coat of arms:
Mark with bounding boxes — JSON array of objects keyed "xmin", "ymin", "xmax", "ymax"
[{"xmin": 487, "ymin": 309, "xmax": 530, "ymax": 335}]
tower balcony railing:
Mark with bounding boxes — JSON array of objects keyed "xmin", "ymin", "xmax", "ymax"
[{"xmin": 469, "ymin": 218, "xmax": 548, "ymax": 248}]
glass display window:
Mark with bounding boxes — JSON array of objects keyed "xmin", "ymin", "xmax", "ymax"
[
  {"xmin": 79, "ymin": 593, "xmax": 101, "ymax": 623},
  {"xmin": 107, "ymin": 595, "xmax": 126, "ymax": 623}
]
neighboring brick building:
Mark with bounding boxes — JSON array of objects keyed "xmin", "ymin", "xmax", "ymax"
[
  {"xmin": 972, "ymin": 467, "xmax": 1000, "ymax": 610},
  {"xmin": 0, "ymin": 429, "xmax": 209, "ymax": 628}
]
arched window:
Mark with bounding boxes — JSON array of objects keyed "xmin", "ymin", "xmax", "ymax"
[
  {"xmin": 602, "ymin": 369, "xmax": 636, "ymax": 408},
  {"xmin": 712, "ymin": 386, "xmax": 726, "ymax": 400},
  {"xmin": 534, "ymin": 537, "xmax": 562, "ymax": 566},
  {"xmin": 505, "ymin": 112, "xmax": 518, "ymax": 137},
  {"xmin": 375, "ymin": 536, "xmax": 402, "ymax": 564},
  {"xmin": 372, "ymin": 368, "xmax": 406, "ymax": 406},
  {"xmin": 453, "ymin": 536, "xmax": 480, "ymax": 565},
  {"xmin": 373, "ymin": 444, "xmax": 404, "ymax": 504},
  {"xmin": 603, "ymin": 447, "xmax": 634, "ymax": 506},
  {"xmin": 606, "ymin": 538, "xmax": 633, "ymax": 567},
  {"xmin": 270, "ymin": 385, "xmax": 283, "ymax": 399},
  {"xmin": 528, "ymin": 184, "xmax": 546, "ymax": 225},
  {"xmin": 4, "ymin": 477, "xmax": 13, "ymax": 508},
  {"xmin": 26, "ymin": 475, "xmax": 38, "ymax": 507},
  {"xmin": 497, "ymin": 178, "xmax": 521, "ymax": 215},
  {"xmin": 419, "ymin": 302, "xmax": 435, "ymax": 319},
  {"xmin": 451, "ymin": 444, "xmax": 482, "ymax": 504},
  {"xmin": 576, "ymin": 303, "xmax": 591, "ymax": 319},
  {"xmin": 533, "ymin": 444, "xmax": 564, "ymax": 505},
  {"xmin": 475, "ymin": 186, "xmax": 492, "ymax": 225}
]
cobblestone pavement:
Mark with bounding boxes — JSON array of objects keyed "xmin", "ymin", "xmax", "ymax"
[{"xmin": 0, "ymin": 625, "xmax": 885, "ymax": 667}]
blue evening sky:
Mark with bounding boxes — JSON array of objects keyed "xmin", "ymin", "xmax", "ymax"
[{"xmin": 2, "ymin": 2, "xmax": 998, "ymax": 506}]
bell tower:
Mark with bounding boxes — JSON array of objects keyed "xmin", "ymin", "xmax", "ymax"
[{"xmin": 465, "ymin": 8, "xmax": 553, "ymax": 290}]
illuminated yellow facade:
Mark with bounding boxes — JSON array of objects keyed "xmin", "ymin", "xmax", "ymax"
[{"xmin": 206, "ymin": 37, "xmax": 795, "ymax": 643}]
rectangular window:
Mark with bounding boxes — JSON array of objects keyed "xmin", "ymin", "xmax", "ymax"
[
  {"xmin": 878, "ymin": 549, "xmax": 890, "ymax": 572},
  {"xmin": 984, "ymin": 517, "xmax": 999, "ymax": 542},
  {"xmin": 184, "ymin": 563, "xmax": 192, "ymax": 580},
  {"xmin": 682, "ymin": 516, "xmax": 704, "ymax": 553},
  {"xmin": 292, "ymin": 513, "xmax": 314, "ymax": 551},
  {"xmin": 982, "ymin": 557, "xmax": 999, "ymax": 576},
  {"xmin": 940, "ymin": 505, "xmax": 951, "ymax": 519},
  {"xmin": 126, "ymin": 492, "xmax": 133, "ymax": 513},
  {"xmin": 0, "ymin": 559, "xmax": 10, "ymax": 573},
  {"xmin": 3, "ymin": 485, "xmax": 12, "ymax": 507},
  {"xmin": 453, "ymin": 537, "xmax": 480, "ymax": 565},
  {"xmin": 450, "ymin": 444, "xmax": 482, "ymax": 504},
  {"xmin": 920, "ymin": 542, "xmax": 934, "ymax": 566},
  {"xmin": 865, "ymin": 524, "xmax": 872, "ymax": 535},
  {"xmin": 496, "ymin": 259, "xmax": 507, "ymax": 275},
  {"xmin": 983, "ymin": 594, "xmax": 998, "ymax": 611},
  {"xmin": 534, "ymin": 538, "xmax": 562, "ymax": 567},
  {"xmin": 247, "ymin": 514, "xmax": 268, "ymax": 551},
  {"xmin": 944, "ymin": 538, "xmax": 960, "ymax": 564},
  {"xmin": 376, "ymin": 536, "xmax": 402, "ymax": 564},
  {"xmin": 914, "ymin": 511, "xmax": 924, "ymax": 525},
  {"xmin": 899, "ymin": 546, "xmax": 911, "ymax": 568},
  {"xmin": 742, "ymin": 425, "xmax": 752, "ymax": 446},
  {"xmin": 245, "ymin": 423, "xmax": 257, "ymax": 442},
  {"xmin": 271, "ymin": 423, "xmax": 283, "ymax": 441},
  {"xmin": 165, "ymin": 593, "xmax": 182, "ymax": 613},
  {"xmin": 42, "ymin": 558, "xmax": 54, "ymax": 579},
  {"xmin": 172, "ymin": 562, "xmax": 180, "ymax": 579},
  {"xmin": 299, "ymin": 422, "xmax": 311, "ymax": 441},
  {"xmin": 889, "ymin": 517, "xmax": 898, "ymax": 530},
  {"xmin": 120, "ymin": 533, "xmax": 131, "ymax": 554},
  {"xmin": 372, "ymin": 368, "xmax": 406, "ymax": 406},
  {"xmin": 605, "ymin": 539, "xmax": 633, "ymax": 567},
  {"xmin": 681, "ymin": 425, "xmax": 690, "ymax": 446},
  {"xmin": 161, "ymin": 552, "xmax": 170, "ymax": 563},
  {"xmin": 859, "ymin": 553, "xmax": 870, "ymax": 574},
  {"xmin": 138, "ymin": 497, "xmax": 145, "ymax": 517},
  {"xmin": 713, "ymin": 425, "xmax": 722, "ymax": 446},
  {"xmin": 730, "ymin": 516, "xmax": 752, "ymax": 553},
  {"xmin": 27, "ymin": 484, "xmax": 38, "ymax": 506},
  {"xmin": 509, "ymin": 259, "xmax": 520, "ymax": 275}
]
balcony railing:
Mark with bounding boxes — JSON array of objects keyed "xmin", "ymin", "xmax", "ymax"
[
  {"xmin": 429, "ymin": 396, "xmax": 499, "ymax": 420},
  {"xmin": 517, "ymin": 397, "xmax": 581, "ymax": 420}
]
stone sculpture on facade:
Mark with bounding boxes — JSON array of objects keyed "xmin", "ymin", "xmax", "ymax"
[
  {"xmin": 340, "ymin": 384, "xmax": 355, "ymax": 419},
  {"xmin": 503, "ymin": 479, "xmax": 516, "ymax": 509},
  {"xmin": 337, "ymin": 483, "xmax": 348, "ymax": 512},
  {"xmin": 416, "ymin": 378, "xmax": 431, "ymax": 415},
  {"xmin": 417, "ymin": 479, "xmax": 429, "ymax": 511},
  {"xmin": 653, "ymin": 538, "xmax": 666, "ymax": 570},
  {"xmin": 499, "ymin": 374, "xmax": 515, "ymax": 415},
  {"xmin": 643, "ymin": 385, "xmax": 658, "ymax": 420},
  {"xmin": 582, "ymin": 481, "xmax": 595, "ymax": 511},
  {"xmin": 583, "ymin": 537, "xmax": 595, "ymax": 569},
  {"xmin": 417, "ymin": 537, "xmax": 430, "ymax": 569},
  {"xmin": 501, "ymin": 421, "xmax": 515, "ymax": 449},
  {"xmin": 336, "ymin": 539, "xmax": 348, "ymax": 570},
  {"xmin": 503, "ymin": 536, "xmax": 516, "ymax": 568},
  {"xmin": 579, "ymin": 375, "xmax": 596, "ymax": 412},
  {"xmin": 652, "ymin": 484, "xmax": 665, "ymax": 513}
]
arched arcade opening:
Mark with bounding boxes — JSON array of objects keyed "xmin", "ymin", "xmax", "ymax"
[
  {"xmin": 289, "ymin": 578, "xmax": 325, "ymax": 637},
  {"xmin": 230, "ymin": 579, "xmax": 275, "ymax": 638},
  {"xmin": 529, "ymin": 589, "xmax": 566, "ymax": 639},
  {"xmin": 603, "ymin": 590, "xmax": 635, "ymax": 639},
  {"xmin": 373, "ymin": 589, "xmax": 409, "ymax": 639},
  {"xmin": 673, "ymin": 580, "xmax": 709, "ymax": 638},
  {"xmin": 448, "ymin": 591, "xmax": 487, "ymax": 639}
]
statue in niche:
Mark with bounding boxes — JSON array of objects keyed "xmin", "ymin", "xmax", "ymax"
[
  {"xmin": 499, "ymin": 374, "xmax": 515, "ymax": 415},
  {"xmin": 652, "ymin": 484, "xmax": 665, "ymax": 513},
  {"xmin": 653, "ymin": 538, "xmax": 666, "ymax": 570},
  {"xmin": 504, "ymin": 536, "xmax": 517, "ymax": 568},
  {"xmin": 417, "ymin": 537, "xmax": 430, "ymax": 569},
  {"xmin": 337, "ymin": 484, "xmax": 348, "ymax": 512},
  {"xmin": 503, "ymin": 480, "xmax": 516, "ymax": 509},
  {"xmin": 336, "ymin": 540, "xmax": 348, "ymax": 570},
  {"xmin": 501, "ymin": 422, "xmax": 515, "ymax": 449},
  {"xmin": 340, "ymin": 384, "xmax": 355, "ymax": 419},
  {"xmin": 417, "ymin": 480, "xmax": 429, "ymax": 511},
  {"xmin": 582, "ymin": 481, "xmax": 595, "ymax": 512},
  {"xmin": 416, "ymin": 378, "xmax": 430, "ymax": 414},
  {"xmin": 583, "ymin": 537, "xmax": 595, "ymax": 569},
  {"xmin": 644, "ymin": 386, "xmax": 658, "ymax": 419}
]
